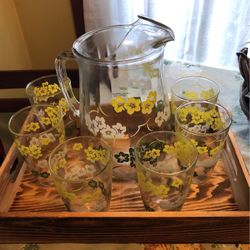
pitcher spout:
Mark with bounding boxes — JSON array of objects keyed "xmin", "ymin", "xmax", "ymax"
[{"xmin": 137, "ymin": 15, "xmax": 175, "ymax": 48}]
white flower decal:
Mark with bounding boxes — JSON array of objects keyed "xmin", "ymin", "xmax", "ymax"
[
  {"xmin": 155, "ymin": 111, "xmax": 165, "ymax": 127},
  {"xmin": 37, "ymin": 159, "xmax": 48, "ymax": 171},
  {"xmin": 155, "ymin": 106, "xmax": 170, "ymax": 127},
  {"xmin": 29, "ymin": 137, "xmax": 41, "ymax": 146},
  {"xmin": 64, "ymin": 164, "xmax": 95, "ymax": 180},
  {"xmin": 85, "ymin": 114, "xmax": 97, "ymax": 136},
  {"xmin": 163, "ymin": 106, "xmax": 170, "ymax": 121},
  {"xmin": 100, "ymin": 125, "xmax": 116, "ymax": 139},
  {"xmin": 93, "ymin": 116, "xmax": 106, "ymax": 133},
  {"xmin": 112, "ymin": 123, "xmax": 126, "ymax": 137}
]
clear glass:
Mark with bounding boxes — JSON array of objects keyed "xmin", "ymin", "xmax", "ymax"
[
  {"xmin": 171, "ymin": 76, "xmax": 220, "ymax": 114},
  {"xmin": 175, "ymin": 101, "xmax": 232, "ymax": 173},
  {"xmin": 135, "ymin": 131, "xmax": 198, "ymax": 211},
  {"xmin": 48, "ymin": 136, "xmax": 112, "ymax": 212},
  {"xmin": 55, "ymin": 19, "xmax": 175, "ymax": 180},
  {"xmin": 25, "ymin": 75, "xmax": 77, "ymax": 138},
  {"xmin": 8, "ymin": 104, "xmax": 65, "ymax": 186}
]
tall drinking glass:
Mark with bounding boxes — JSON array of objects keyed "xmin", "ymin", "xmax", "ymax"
[
  {"xmin": 8, "ymin": 104, "xmax": 65, "ymax": 185},
  {"xmin": 49, "ymin": 136, "xmax": 112, "ymax": 212},
  {"xmin": 135, "ymin": 131, "xmax": 198, "ymax": 211},
  {"xmin": 175, "ymin": 101, "xmax": 232, "ymax": 172}
]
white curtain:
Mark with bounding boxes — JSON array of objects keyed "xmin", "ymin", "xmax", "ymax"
[{"xmin": 83, "ymin": 0, "xmax": 250, "ymax": 70}]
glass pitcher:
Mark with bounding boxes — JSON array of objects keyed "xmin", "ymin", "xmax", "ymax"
[{"xmin": 55, "ymin": 16, "xmax": 175, "ymax": 180}]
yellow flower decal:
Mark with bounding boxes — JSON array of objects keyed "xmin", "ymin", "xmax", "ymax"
[
  {"xmin": 58, "ymin": 98, "xmax": 69, "ymax": 113},
  {"xmin": 191, "ymin": 112, "xmax": 203, "ymax": 125},
  {"xmin": 190, "ymin": 139, "xmax": 198, "ymax": 147},
  {"xmin": 163, "ymin": 144, "xmax": 175, "ymax": 154},
  {"xmin": 209, "ymin": 142, "xmax": 224, "ymax": 156},
  {"xmin": 183, "ymin": 91, "xmax": 199, "ymax": 100},
  {"xmin": 73, "ymin": 143, "xmax": 83, "ymax": 151},
  {"xmin": 33, "ymin": 82, "xmax": 60, "ymax": 97},
  {"xmin": 58, "ymin": 158, "xmax": 67, "ymax": 168},
  {"xmin": 45, "ymin": 106, "xmax": 60, "ymax": 126},
  {"xmin": 111, "ymin": 91, "xmax": 157, "ymax": 115},
  {"xmin": 171, "ymin": 178, "xmax": 183, "ymax": 188},
  {"xmin": 84, "ymin": 146, "xmax": 96, "ymax": 162},
  {"xmin": 47, "ymin": 83, "xmax": 60, "ymax": 94},
  {"xmin": 18, "ymin": 145, "xmax": 30, "ymax": 156},
  {"xmin": 147, "ymin": 91, "xmax": 157, "ymax": 103},
  {"xmin": 39, "ymin": 134, "xmax": 51, "ymax": 146},
  {"xmin": 111, "ymin": 96, "xmax": 126, "ymax": 113},
  {"xmin": 141, "ymin": 99, "xmax": 154, "ymax": 114},
  {"xmin": 200, "ymin": 89, "xmax": 215, "ymax": 100},
  {"xmin": 211, "ymin": 118, "xmax": 226, "ymax": 131},
  {"xmin": 40, "ymin": 117, "xmax": 51, "ymax": 126},
  {"xmin": 84, "ymin": 146, "xmax": 108, "ymax": 164},
  {"xmin": 24, "ymin": 122, "xmax": 40, "ymax": 132},
  {"xmin": 144, "ymin": 149, "xmax": 161, "ymax": 159},
  {"xmin": 124, "ymin": 97, "xmax": 141, "ymax": 115},
  {"xmin": 197, "ymin": 146, "xmax": 208, "ymax": 154},
  {"xmin": 137, "ymin": 172, "xmax": 170, "ymax": 198},
  {"xmin": 177, "ymin": 105, "xmax": 226, "ymax": 132},
  {"xmin": 29, "ymin": 144, "xmax": 42, "ymax": 159}
]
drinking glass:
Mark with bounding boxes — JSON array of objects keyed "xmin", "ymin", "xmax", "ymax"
[
  {"xmin": 171, "ymin": 76, "xmax": 220, "ymax": 115},
  {"xmin": 8, "ymin": 104, "xmax": 65, "ymax": 185},
  {"xmin": 48, "ymin": 136, "xmax": 112, "ymax": 212},
  {"xmin": 26, "ymin": 75, "xmax": 77, "ymax": 138},
  {"xmin": 135, "ymin": 131, "xmax": 198, "ymax": 211},
  {"xmin": 175, "ymin": 101, "xmax": 232, "ymax": 172}
]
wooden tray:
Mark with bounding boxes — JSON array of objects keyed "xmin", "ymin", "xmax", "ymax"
[{"xmin": 0, "ymin": 131, "xmax": 249, "ymax": 244}]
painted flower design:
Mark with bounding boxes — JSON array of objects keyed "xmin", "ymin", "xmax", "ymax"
[
  {"xmin": 29, "ymin": 137, "xmax": 41, "ymax": 146},
  {"xmin": 141, "ymin": 99, "xmax": 154, "ymax": 114},
  {"xmin": 24, "ymin": 122, "xmax": 40, "ymax": 132},
  {"xmin": 33, "ymin": 81, "xmax": 60, "ymax": 97},
  {"xmin": 114, "ymin": 152, "xmax": 130, "ymax": 163},
  {"xmin": 210, "ymin": 143, "xmax": 223, "ymax": 156},
  {"xmin": 73, "ymin": 143, "xmax": 83, "ymax": 151},
  {"xmin": 177, "ymin": 105, "xmax": 226, "ymax": 132},
  {"xmin": 155, "ymin": 111, "xmax": 165, "ymax": 127},
  {"xmin": 112, "ymin": 122, "xmax": 126, "ymax": 137},
  {"xmin": 100, "ymin": 125, "xmax": 116, "ymax": 139},
  {"xmin": 58, "ymin": 98, "xmax": 69, "ymax": 114},
  {"xmin": 147, "ymin": 91, "xmax": 157, "ymax": 103},
  {"xmin": 40, "ymin": 117, "xmax": 51, "ymax": 126},
  {"xmin": 144, "ymin": 149, "xmax": 161, "ymax": 160},
  {"xmin": 93, "ymin": 116, "xmax": 106, "ymax": 132},
  {"xmin": 29, "ymin": 144, "xmax": 42, "ymax": 159},
  {"xmin": 84, "ymin": 146, "xmax": 108, "ymax": 165},
  {"xmin": 171, "ymin": 178, "xmax": 183, "ymax": 188},
  {"xmin": 201, "ymin": 89, "xmax": 215, "ymax": 100},
  {"xmin": 37, "ymin": 159, "xmax": 48, "ymax": 170},
  {"xmin": 183, "ymin": 91, "xmax": 199, "ymax": 100},
  {"xmin": 124, "ymin": 97, "xmax": 141, "ymax": 115},
  {"xmin": 84, "ymin": 146, "xmax": 98, "ymax": 162},
  {"xmin": 163, "ymin": 144, "xmax": 175, "ymax": 154},
  {"xmin": 64, "ymin": 164, "xmax": 93, "ymax": 181},
  {"xmin": 18, "ymin": 144, "xmax": 30, "ymax": 156},
  {"xmin": 111, "ymin": 96, "xmax": 126, "ymax": 113},
  {"xmin": 85, "ymin": 114, "xmax": 97, "ymax": 136},
  {"xmin": 39, "ymin": 133, "xmax": 54, "ymax": 146},
  {"xmin": 197, "ymin": 146, "xmax": 208, "ymax": 154}
]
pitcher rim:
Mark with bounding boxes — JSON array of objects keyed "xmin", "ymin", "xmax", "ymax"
[{"xmin": 72, "ymin": 24, "xmax": 171, "ymax": 65}]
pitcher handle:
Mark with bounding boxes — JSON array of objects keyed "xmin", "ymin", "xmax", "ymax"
[{"xmin": 55, "ymin": 51, "xmax": 80, "ymax": 117}]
